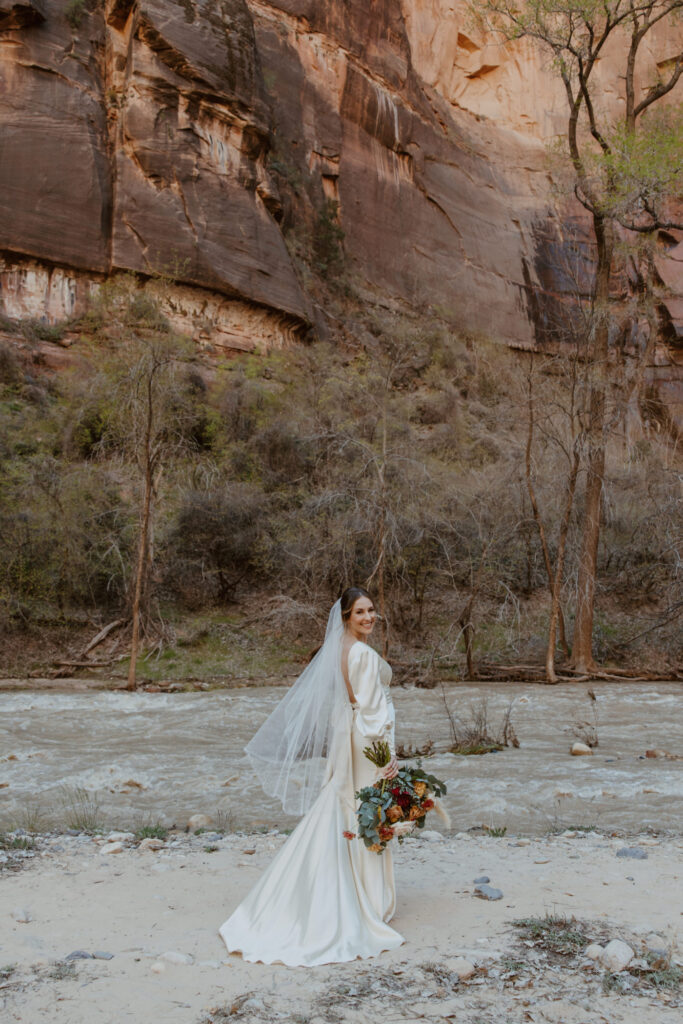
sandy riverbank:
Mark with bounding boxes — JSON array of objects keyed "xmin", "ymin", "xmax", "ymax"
[{"xmin": 1, "ymin": 827, "xmax": 681, "ymax": 1024}]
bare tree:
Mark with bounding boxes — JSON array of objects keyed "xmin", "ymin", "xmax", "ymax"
[
  {"xmin": 472, "ymin": 0, "xmax": 683, "ymax": 672},
  {"xmin": 100, "ymin": 321, "xmax": 197, "ymax": 689}
]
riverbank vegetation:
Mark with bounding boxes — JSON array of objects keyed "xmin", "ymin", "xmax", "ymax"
[{"xmin": 0, "ymin": 283, "xmax": 680, "ymax": 684}]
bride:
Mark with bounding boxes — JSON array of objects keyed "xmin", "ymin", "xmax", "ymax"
[{"xmin": 219, "ymin": 586, "xmax": 405, "ymax": 966}]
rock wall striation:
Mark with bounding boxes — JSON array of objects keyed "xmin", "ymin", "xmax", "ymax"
[{"xmin": 0, "ymin": 0, "xmax": 681, "ymax": 414}]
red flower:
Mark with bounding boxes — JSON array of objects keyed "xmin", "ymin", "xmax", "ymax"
[
  {"xmin": 378, "ymin": 825, "xmax": 394, "ymax": 842},
  {"xmin": 396, "ymin": 791, "xmax": 412, "ymax": 810},
  {"xmin": 422, "ymin": 798, "xmax": 435, "ymax": 810},
  {"xmin": 342, "ymin": 830, "xmax": 355, "ymax": 840}
]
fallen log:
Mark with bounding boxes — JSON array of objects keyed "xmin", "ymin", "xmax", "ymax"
[
  {"xmin": 81, "ymin": 619, "xmax": 124, "ymax": 657},
  {"xmin": 53, "ymin": 660, "xmax": 115, "ymax": 668}
]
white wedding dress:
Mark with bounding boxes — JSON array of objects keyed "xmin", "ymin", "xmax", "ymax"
[{"xmin": 219, "ymin": 640, "xmax": 405, "ymax": 966}]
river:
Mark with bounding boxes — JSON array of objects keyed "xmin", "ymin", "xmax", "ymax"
[{"xmin": 1, "ymin": 681, "xmax": 681, "ymax": 834}]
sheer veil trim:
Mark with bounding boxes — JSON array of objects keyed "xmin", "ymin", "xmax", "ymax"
[{"xmin": 245, "ymin": 599, "xmax": 347, "ymax": 816}]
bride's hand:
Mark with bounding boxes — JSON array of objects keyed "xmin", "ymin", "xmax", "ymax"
[{"xmin": 382, "ymin": 755, "xmax": 399, "ymax": 780}]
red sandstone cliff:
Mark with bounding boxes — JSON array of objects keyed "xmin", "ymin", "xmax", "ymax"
[{"xmin": 0, "ymin": 0, "xmax": 681, "ymax": 415}]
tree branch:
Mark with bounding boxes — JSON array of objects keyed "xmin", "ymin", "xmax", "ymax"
[{"xmin": 634, "ymin": 52, "xmax": 683, "ymax": 118}]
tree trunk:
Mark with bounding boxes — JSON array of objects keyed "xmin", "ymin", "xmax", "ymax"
[
  {"xmin": 571, "ymin": 215, "xmax": 612, "ymax": 674},
  {"xmin": 546, "ymin": 447, "xmax": 581, "ymax": 682},
  {"xmin": 127, "ymin": 463, "xmax": 153, "ymax": 691},
  {"xmin": 459, "ymin": 597, "xmax": 475, "ymax": 681},
  {"xmin": 524, "ymin": 363, "xmax": 570, "ymax": 658},
  {"xmin": 376, "ymin": 510, "xmax": 388, "ymax": 659}
]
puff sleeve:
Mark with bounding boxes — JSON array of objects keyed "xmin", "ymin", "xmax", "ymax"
[{"xmin": 348, "ymin": 643, "xmax": 394, "ymax": 751}]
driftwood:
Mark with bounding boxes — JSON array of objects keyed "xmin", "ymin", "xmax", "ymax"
[
  {"xmin": 53, "ymin": 660, "xmax": 115, "ymax": 668},
  {"xmin": 472, "ymin": 662, "xmax": 679, "ymax": 684},
  {"xmin": 81, "ymin": 619, "xmax": 124, "ymax": 657}
]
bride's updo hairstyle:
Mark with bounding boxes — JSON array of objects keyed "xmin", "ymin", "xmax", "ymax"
[{"xmin": 340, "ymin": 586, "xmax": 372, "ymax": 623}]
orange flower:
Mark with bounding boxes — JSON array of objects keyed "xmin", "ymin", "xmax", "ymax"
[
  {"xmin": 413, "ymin": 781, "xmax": 427, "ymax": 798},
  {"xmin": 409, "ymin": 804, "xmax": 427, "ymax": 820},
  {"xmin": 386, "ymin": 805, "xmax": 404, "ymax": 823},
  {"xmin": 369, "ymin": 843, "xmax": 382, "ymax": 853},
  {"xmin": 378, "ymin": 825, "xmax": 395, "ymax": 842}
]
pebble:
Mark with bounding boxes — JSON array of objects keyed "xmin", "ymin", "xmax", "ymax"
[
  {"xmin": 243, "ymin": 997, "xmax": 265, "ymax": 1011},
  {"xmin": 92, "ymin": 951, "xmax": 114, "ymax": 960},
  {"xmin": 100, "ymin": 841, "xmax": 124, "ymax": 855},
  {"xmin": 513, "ymin": 839, "xmax": 530, "ymax": 847},
  {"xmin": 585, "ymin": 943, "xmax": 604, "ymax": 960},
  {"xmin": 571, "ymin": 742, "xmax": 593, "ymax": 756},
  {"xmin": 445, "ymin": 957, "xmax": 476, "ymax": 980},
  {"xmin": 420, "ymin": 830, "xmax": 444, "ymax": 842},
  {"xmin": 160, "ymin": 950, "xmax": 194, "ymax": 965},
  {"xmin": 11, "ymin": 907, "xmax": 31, "ymax": 923},
  {"xmin": 474, "ymin": 883, "xmax": 503, "ymax": 901},
  {"xmin": 601, "ymin": 939, "xmax": 635, "ymax": 972},
  {"xmin": 105, "ymin": 831, "xmax": 135, "ymax": 843},
  {"xmin": 65, "ymin": 950, "xmax": 94, "ymax": 960},
  {"xmin": 150, "ymin": 961, "xmax": 165, "ymax": 974},
  {"xmin": 616, "ymin": 847, "xmax": 648, "ymax": 860},
  {"xmin": 473, "ymin": 875, "xmax": 490, "ymax": 884},
  {"xmin": 643, "ymin": 932, "xmax": 668, "ymax": 955},
  {"xmin": 139, "ymin": 837, "xmax": 165, "ymax": 852}
]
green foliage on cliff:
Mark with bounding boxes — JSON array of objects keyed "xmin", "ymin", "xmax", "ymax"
[{"xmin": 65, "ymin": 0, "xmax": 87, "ymax": 29}]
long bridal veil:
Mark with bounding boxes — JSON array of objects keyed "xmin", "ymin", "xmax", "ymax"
[{"xmin": 245, "ymin": 599, "xmax": 347, "ymax": 816}]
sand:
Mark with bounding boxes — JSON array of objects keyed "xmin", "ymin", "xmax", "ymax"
[{"xmin": 1, "ymin": 828, "xmax": 681, "ymax": 1024}]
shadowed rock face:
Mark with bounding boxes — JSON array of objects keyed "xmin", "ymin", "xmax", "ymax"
[
  {"xmin": 0, "ymin": 0, "xmax": 309, "ymax": 329},
  {"xmin": 0, "ymin": 0, "xmax": 681, "ymax": 403},
  {"xmin": 0, "ymin": 0, "xmax": 45, "ymax": 30}
]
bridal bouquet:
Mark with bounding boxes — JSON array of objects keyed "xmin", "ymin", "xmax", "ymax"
[{"xmin": 346, "ymin": 740, "xmax": 447, "ymax": 854}]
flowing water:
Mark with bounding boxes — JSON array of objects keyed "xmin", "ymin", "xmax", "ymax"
[{"xmin": 1, "ymin": 681, "xmax": 681, "ymax": 834}]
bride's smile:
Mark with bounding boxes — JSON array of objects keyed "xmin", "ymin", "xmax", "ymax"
[{"xmin": 346, "ymin": 597, "xmax": 376, "ymax": 640}]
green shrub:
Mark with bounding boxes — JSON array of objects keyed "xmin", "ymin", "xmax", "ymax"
[{"xmin": 65, "ymin": 0, "xmax": 86, "ymax": 29}]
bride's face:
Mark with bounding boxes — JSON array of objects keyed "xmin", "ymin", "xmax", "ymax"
[{"xmin": 347, "ymin": 597, "xmax": 376, "ymax": 639}]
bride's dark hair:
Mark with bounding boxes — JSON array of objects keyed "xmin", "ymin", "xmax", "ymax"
[{"xmin": 340, "ymin": 586, "xmax": 372, "ymax": 622}]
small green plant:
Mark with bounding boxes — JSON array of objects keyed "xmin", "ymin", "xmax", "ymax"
[
  {"xmin": 135, "ymin": 822, "xmax": 168, "ymax": 841},
  {"xmin": 203, "ymin": 844, "xmax": 219, "ymax": 853},
  {"xmin": 0, "ymin": 964, "xmax": 16, "ymax": 982},
  {"xmin": 313, "ymin": 198, "xmax": 345, "ymax": 275},
  {"xmin": 21, "ymin": 319, "xmax": 66, "ymax": 344},
  {"xmin": 443, "ymin": 694, "xmax": 519, "ymax": 756},
  {"xmin": 0, "ymin": 312, "xmax": 20, "ymax": 335},
  {"xmin": 602, "ymin": 947, "xmax": 681, "ymax": 996},
  {"xmin": 59, "ymin": 786, "xmax": 103, "ymax": 833},
  {"xmin": 512, "ymin": 915, "xmax": 589, "ymax": 958},
  {"xmin": 0, "ymin": 833, "xmax": 34, "ymax": 850},
  {"xmin": 483, "ymin": 825, "xmax": 507, "ymax": 838},
  {"xmin": 420, "ymin": 960, "xmax": 461, "ymax": 990},
  {"xmin": 47, "ymin": 960, "xmax": 76, "ymax": 981},
  {"xmin": 14, "ymin": 800, "xmax": 46, "ymax": 834},
  {"xmin": 648, "ymin": 960, "xmax": 683, "ymax": 991},
  {"xmin": 65, "ymin": 0, "xmax": 86, "ymax": 29},
  {"xmin": 499, "ymin": 957, "xmax": 528, "ymax": 974}
]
